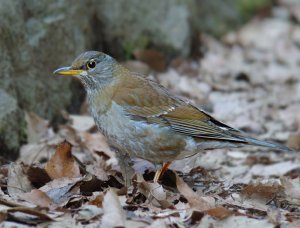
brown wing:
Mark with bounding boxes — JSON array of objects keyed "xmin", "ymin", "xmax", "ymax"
[{"xmin": 113, "ymin": 73, "xmax": 245, "ymax": 142}]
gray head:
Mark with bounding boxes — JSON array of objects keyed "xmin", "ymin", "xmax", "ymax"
[{"xmin": 53, "ymin": 51, "xmax": 118, "ymax": 90}]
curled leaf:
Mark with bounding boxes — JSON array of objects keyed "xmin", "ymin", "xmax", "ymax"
[
  {"xmin": 101, "ymin": 189, "xmax": 125, "ymax": 227},
  {"xmin": 176, "ymin": 174, "xmax": 212, "ymax": 211},
  {"xmin": 45, "ymin": 141, "xmax": 81, "ymax": 179}
]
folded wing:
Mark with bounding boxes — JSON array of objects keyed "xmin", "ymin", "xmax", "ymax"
[{"xmin": 113, "ymin": 74, "xmax": 245, "ymax": 143}]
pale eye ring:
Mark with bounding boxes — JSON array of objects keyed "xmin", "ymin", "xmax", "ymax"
[{"xmin": 87, "ymin": 59, "xmax": 96, "ymax": 69}]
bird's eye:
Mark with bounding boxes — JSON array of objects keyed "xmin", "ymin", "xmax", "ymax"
[{"xmin": 87, "ymin": 59, "xmax": 96, "ymax": 69}]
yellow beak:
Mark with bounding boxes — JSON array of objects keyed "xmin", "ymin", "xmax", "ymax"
[{"xmin": 53, "ymin": 66, "xmax": 84, "ymax": 76}]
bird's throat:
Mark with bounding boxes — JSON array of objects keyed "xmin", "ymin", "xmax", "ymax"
[{"xmin": 86, "ymin": 83, "xmax": 115, "ymax": 116}]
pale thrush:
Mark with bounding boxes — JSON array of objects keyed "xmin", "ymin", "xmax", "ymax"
[{"xmin": 54, "ymin": 51, "xmax": 290, "ymax": 182}]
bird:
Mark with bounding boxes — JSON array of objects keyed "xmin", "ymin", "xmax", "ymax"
[{"xmin": 54, "ymin": 51, "xmax": 291, "ymax": 182}]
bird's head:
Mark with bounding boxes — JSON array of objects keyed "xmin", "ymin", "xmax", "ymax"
[{"xmin": 53, "ymin": 51, "xmax": 118, "ymax": 90}]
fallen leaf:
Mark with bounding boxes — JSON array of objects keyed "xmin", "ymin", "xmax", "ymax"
[
  {"xmin": 206, "ymin": 207, "xmax": 235, "ymax": 220},
  {"xmin": 138, "ymin": 181, "xmax": 166, "ymax": 201},
  {"xmin": 125, "ymin": 219, "xmax": 151, "ymax": 227},
  {"xmin": 7, "ymin": 163, "xmax": 33, "ymax": 199},
  {"xmin": 40, "ymin": 212, "xmax": 77, "ymax": 227},
  {"xmin": 200, "ymin": 214, "xmax": 274, "ymax": 228},
  {"xmin": 0, "ymin": 212, "xmax": 6, "ymax": 223},
  {"xmin": 86, "ymin": 164, "xmax": 108, "ymax": 181},
  {"xmin": 246, "ymin": 161, "xmax": 300, "ymax": 178},
  {"xmin": 76, "ymin": 204, "xmax": 103, "ymax": 222},
  {"xmin": 19, "ymin": 143, "xmax": 54, "ymax": 165},
  {"xmin": 176, "ymin": 174, "xmax": 212, "ymax": 211},
  {"xmin": 68, "ymin": 115, "xmax": 95, "ymax": 132},
  {"xmin": 7, "ymin": 207, "xmax": 53, "ymax": 223},
  {"xmin": 80, "ymin": 175, "xmax": 108, "ymax": 193},
  {"xmin": 88, "ymin": 193, "xmax": 104, "ymax": 208},
  {"xmin": 136, "ymin": 175, "xmax": 171, "ymax": 208},
  {"xmin": 148, "ymin": 219, "xmax": 167, "ymax": 227},
  {"xmin": 57, "ymin": 126, "xmax": 83, "ymax": 147},
  {"xmin": 267, "ymin": 206, "xmax": 284, "ymax": 225},
  {"xmin": 39, "ymin": 177, "xmax": 83, "ymax": 205},
  {"xmin": 132, "ymin": 158, "xmax": 156, "ymax": 175},
  {"xmin": 26, "ymin": 164, "xmax": 51, "ymax": 188},
  {"xmin": 101, "ymin": 189, "xmax": 125, "ymax": 227},
  {"xmin": 82, "ymin": 132, "xmax": 113, "ymax": 157},
  {"xmin": 189, "ymin": 210, "xmax": 205, "ymax": 225},
  {"xmin": 278, "ymin": 104, "xmax": 300, "ymax": 130},
  {"xmin": 241, "ymin": 181, "xmax": 283, "ymax": 201},
  {"xmin": 45, "ymin": 141, "xmax": 81, "ymax": 179},
  {"xmin": 0, "ymin": 197, "xmax": 24, "ymax": 208},
  {"xmin": 281, "ymin": 177, "xmax": 300, "ymax": 204},
  {"xmin": 21, "ymin": 189, "xmax": 55, "ymax": 208},
  {"xmin": 25, "ymin": 112, "xmax": 49, "ymax": 143},
  {"xmin": 287, "ymin": 132, "xmax": 300, "ymax": 150}
]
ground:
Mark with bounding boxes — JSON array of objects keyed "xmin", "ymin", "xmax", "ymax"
[{"xmin": 1, "ymin": 2, "xmax": 300, "ymax": 227}]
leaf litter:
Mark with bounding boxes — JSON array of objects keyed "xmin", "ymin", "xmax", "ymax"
[{"xmin": 1, "ymin": 2, "xmax": 300, "ymax": 227}]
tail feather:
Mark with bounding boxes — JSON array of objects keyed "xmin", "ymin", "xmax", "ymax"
[{"xmin": 239, "ymin": 136, "xmax": 292, "ymax": 152}]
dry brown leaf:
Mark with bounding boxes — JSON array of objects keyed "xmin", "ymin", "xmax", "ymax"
[
  {"xmin": 287, "ymin": 132, "xmax": 300, "ymax": 150},
  {"xmin": 19, "ymin": 143, "xmax": 53, "ymax": 165},
  {"xmin": 176, "ymin": 174, "xmax": 212, "ymax": 211},
  {"xmin": 57, "ymin": 126, "xmax": 84, "ymax": 148},
  {"xmin": 45, "ymin": 141, "xmax": 81, "ymax": 179},
  {"xmin": 82, "ymin": 132, "xmax": 113, "ymax": 156},
  {"xmin": 26, "ymin": 164, "xmax": 51, "ymax": 187},
  {"xmin": 136, "ymin": 175, "xmax": 171, "ymax": 208},
  {"xmin": 88, "ymin": 193, "xmax": 104, "ymax": 208},
  {"xmin": 0, "ymin": 212, "xmax": 7, "ymax": 223},
  {"xmin": 7, "ymin": 163, "xmax": 33, "ymax": 199},
  {"xmin": 21, "ymin": 189, "xmax": 55, "ymax": 208},
  {"xmin": 82, "ymin": 132, "xmax": 118, "ymax": 169},
  {"xmin": 101, "ymin": 189, "xmax": 125, "ymax": 227},
  {"xmin": 206, "ymin": 207, "xmax": 234, "ymax": 220},
  {"xmin": 138, "ymin": 181, "xmax": 166, "ymax": 201},
  {"xmin": 68, "ymin": 115, "xmax": 95, "ymax": 132},
  {"xmin": 133, "ymin": 49, "xmax": 166, "ymax": 72},
  {"xmin": 241, "ymin": 181, "xmax": 283, "ymax": 200},
  {"xmin": 25, "ymin": 112, "xmax": 49, "ymax": 143},
  {"xmin": 281, "ymin": 177, "xmax": 300, "ymax": 204},
  {"xmin": 86, "ymin": 164, "xmax": 108, "ymax": 181}
]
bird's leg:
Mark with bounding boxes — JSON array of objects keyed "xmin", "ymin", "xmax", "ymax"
[
  {"xmin": 113, "ymin": 148, "xmax": 135, "ymax": 188},
  {"xmin": 153, "ymin": 161, "xmax": 171, "ymax": 182}
]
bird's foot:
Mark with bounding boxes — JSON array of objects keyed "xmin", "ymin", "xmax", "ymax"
[{"xmin": 153, "ymin": 161, "xmax": 171, "ymax": 182}]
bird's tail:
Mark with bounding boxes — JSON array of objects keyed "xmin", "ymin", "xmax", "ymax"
[{"xmin": 239, "ymin": 135, "xmax": 292, "ymax": 152}]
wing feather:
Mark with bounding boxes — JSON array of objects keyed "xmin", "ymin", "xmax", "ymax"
[{"xmin": 113, "ymin": 73, "xmax": 244, "ymax": 142}]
